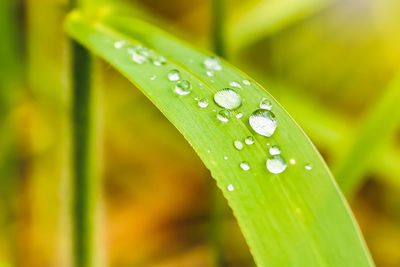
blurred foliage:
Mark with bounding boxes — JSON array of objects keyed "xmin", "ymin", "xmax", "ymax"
[{"xmin": 0, "ymin": 0, "xmax": 399, "ymax": 266}]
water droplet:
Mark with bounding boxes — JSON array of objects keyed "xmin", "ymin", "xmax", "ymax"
[
  {"xmin": 204, "ymin": 56, "xmax": 222, "ymax": 71},
  {"xmin": 244, "ymin": 136, "xmax": 254, "ymax": 145},
  {"xmin": 243, "ymin": 80, "xmax": 251, "ymax": 86},
  {"xmin": 207, "ymin": 150, "xmax": 211, "ymax": 153},
  {"xmin": 305, "ymin": 163, "xmax": 313, "ymax": 170},
  {"xmin": 217, "ymin": 109, "xmax": 231, "ymax": 122},
  {"xmin": 236, "ymin": 113, "xmax": 243, "ymax": 119},
  {"xmin": 266, "ymin": 155, "xmax": 287, "ymax": 174},
  {"xmin": 114, "ymin": 40, "xmax": 126, "ymax": 49},
  {"xmin": 168, "ymin": 69, "xmax": 181, "ymax": 81},
  {"xmin": 214, "ymin": 88, "xmax": 242, "ymax": 110},
  {"xmin": 128, "ymin": 45, "xmax": 150, "ymax": 64},
  {"xmin": 229, "ymin": 81, "xmax": 242, "ymax": 88},
  {"xmin": 240, "ymin": 161, "xmax": 250, "ymax": 171},
  {"xmin": 227, "ymin": 184, "xmax": 234, "ymax": 191},
  {"xmin": 152, "ymin": 55, "xmax": 166, "ymax": 66},
  {"xmin": 269, "ymin": 145, "xmax": 281, "ymax": 155},
  {"xmin": 174, "ymin": 80, "xmax": 192, "ymax": 95},
  {"xmin": 206, "ymin": 70, "xmax": 215, "ymax": 77},
  {"xmin": 249, "ymin": 109, "xmax": 277, "ymax": 137},
  {"xmin": 260, "ymin": 97, "xmax": 272, "ymax": 110},
  {"xmin": 150, "ymin": 75, "xmax": 157, "ymax": 81},
  {"xmin": 198, "ymin": 98, "xmax": 209, "ymax": 108},
  {"xmin": 289, "ymin": 158, "xmax": 296, "ymax": 165},
  {"xmin": 224, "ymin": 156, "xmax": 228, "ymax": 160},
  {"xmin": 234, "ymin": 140, "xmax": 243, "ymax": 150}
]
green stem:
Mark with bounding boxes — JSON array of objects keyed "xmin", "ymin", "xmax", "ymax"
[{"xmin": 212, "ymin": 0, "xmax": 227, "ymax": 58}]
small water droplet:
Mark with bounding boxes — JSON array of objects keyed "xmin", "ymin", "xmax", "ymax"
[
  {"xmin": 269, "ymin": 145, "xmax": 281, "ymax": 155},
  {"xmin": 128, "ymin": 45, "xmax": 150, "ymax": 64},
  {"xmin": 168, "ymin": 69, "xmax": 181, "ymax": 81},
  {"xmin": 266, "ymin": 155, "xmax": 287, "ymax": 174},
  {"xmin": 204, "ymin": 56, "xmax": 222, "ymax": 71},
  {"xmin": 240, "ymin": 161, "xmax": 250, "ymax": 171},
  {"xmin": 214, "ymin": 88, "xmax": 242, "ymax": 110},
  {"xmin": 244, "ymin": 136, "xmax": 254, "ymax": 145},
  {"xmin": 217, "ymin": 109, "xmax": 231, "ymax": 122},
  {"xmin": 152, "ymin": 55, "xmax": 166, "ymax": 66},
  {"xmin": 249, "ymin": 109, "xmax": 277, "ymax": 137},
  {"xmin": 260, "ymin": 97, "xmax": 272, "ymax": 110},
  {"xmin": 114, "ymin": 40, "xmax": 126, "ymax": 49},
  {"xmin": 305, "ymin": 163, "xmax": 313, "ymax": 170},
  {"xmin": 234, "ymin": 140, "xmax": 243, "ymax": 150},
  {"xmin": 207, "ymin": 150, "xmax": 211, "ymax": 153},
  {"xmin": 175, "ymin": 80, "xmax": 192, "ymax": 95},
  {"xmin": 229, "ymin": 81, "xmax": 242, "ymax": 88},
  {"xmin": 243, "ymin": 80, "xmax": 251, "ymax": 86},
  {"xmin": 206, "ymin": 70, "xmax": 215, "ymax": 77},
  {"xmin": 236, "ymin": 113, "xmax": 243, "ymax": 119},
  {"xmin": 198, "ymin": 98, "xmax": 209, "ymax": 108},
  {"xmin": 227, "ymin": 184, "xmax": 234, "ymax": 191},
  {"xmin": 224, "ymin": 156, "xmax": 228, "ymax": 160},
  {"xmin": 150, "ymin": 75, "xmax": 157, "ymax": 81},
  {"xmin": 289, "ymin": 158, "xmax": 296, "ymax": 165}
]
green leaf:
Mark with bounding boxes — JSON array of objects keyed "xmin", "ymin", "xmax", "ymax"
[
  {"xmin": 65, "ymin": 10, "xmax": 374, "ymax": 266},
  {"xmin": 334, "ymin": 75, "xmax": 400, "ymax": 196}
]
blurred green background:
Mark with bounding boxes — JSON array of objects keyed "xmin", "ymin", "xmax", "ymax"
[{"xmin": 1, "ymin": 0, "xmax": 400, "ymax": 266}]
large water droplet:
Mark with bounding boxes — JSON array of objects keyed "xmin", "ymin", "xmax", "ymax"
[
  {"xmin": 227, "ymin": 184, "xmax": 235, "ymax": 191},
  {"xmin": 266, "ymin": 155, "xmax": 287, "ymax": 174},
  {"xmin": 229, "ymin": 81, "xmax": 242, "ymax": 88},
  {"xmin": 198, "ymin": 98, "xmax": 209, "ymax": 108},
  {"xmin": 217, "ymin": 109, "xmax": 231, "ymax": 122},
  {"xmin": 175, "ymin": 80, "xmax": 192, "ymax": 95},
  {"xmin": 234, "ymin": 140, "xmax": 243, "ymax": 150},
  {"xmin": 204, "ymin": 56, "xmax": 222, "ymax": 71},
  {"xmin": 260, "ymin": 97, "xmax": 272, "ymax": 110},
  {"xmin": 249, "ymin": 109, "xmax": 277, "ymax": 137},
  {"xmin": 240, "ymin": 161, "xmax": 250, "ymax": 171},
  {"xmin": 305, "ymin": 163, "xmax": 313, "ymax": 170},
  {"xmin": 168, "ymin": 69, "xmax": 181, "ymax": 81},
  {"xmin": 244, "ymin": 136, "xmax": 254, "ymax": 145},
  {"xmin": 269, "ymin": 145, "xmax": 281, "ymax": 155},
  {"xmin": 214, "ymin": 88, "xmax": 242, "ymax": 110}
]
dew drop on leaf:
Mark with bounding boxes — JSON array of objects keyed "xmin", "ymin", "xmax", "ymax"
[
  {"xmin": 240, "ymin": 161, "xmax": 250, "ymax": 171},
  {"xmin": 234, "ymin": 140, "xmax": 244, "ymax": 150},
  {"xmin": 114, "ymin": 40, "xmax": 126, "ymax": 49},
  {"xmin": 289, "ymin": 158, "xmax": 296, "ymax": 165},
  {"xmin": 217, "ymin": 109, "xmax": 231, "ymax": 122},
  {"xmin": 168, "ymin": 69, "xmax": 181, "ymax": 81},
  {"xmin": 266, "ymin": 155, "xmax": 287, "ymax": 174},
  {"xmin": 152, "ymin": 55, "xmax": 166, "ymax": 66},
  {"xmin": 244, "ymin": 136, "xmax": 254, "ymax": 145},
  {"xmin": 236, "ymin": 113, "xmax": 243, "ymax": 119},
  {"xmin": 128, "ymin": 45, "xmax": 150, "ymax": 64},
  {"xmin": 229, "ymin": 81, "xmax": 242, "ymax": 88},
  {"xmin": 305, "ymin": 163, "xmax": 313, "ymax": 170},
  {"xmin": 204, "ymin": 56, "xmax": 222, "ymax": 71},
  {"xmin": 175, "ymin": 80, "xmax": 192, "ymax": 95},
  {"xmin": 249, "ymin": 109, "xmax": 277, "ymax": 137},
  {"xmin": 224, "ymin": 156, "xmax": 228, "ymax": 160},
  {"xmin": 150, "ymin": 75, "xmax": 157, "ymax": 81},
  {"xmin": 214, "ymin": 88, "xmax": 242, "ymax": 110},
  {"xmin": 269, "ymin": 145, "xmax": 281, "ymax": 155},
  {"xmin": 227, "ymin": 184, "xmax": 235, "ymax": 191},
  {"xmin": 260, "ymin": 97, "xmax": 272, "ymax": 110},
  {"xmin": 206, "ymin": 70, "xmax": 215, "ymax": 77},
  {"xmin": 198, "ymin": 98, "xmax": 209, "ymax": 108},
  {"xmin": 243, "ymin": 80, "xmax": 251, "ymax": 86}
]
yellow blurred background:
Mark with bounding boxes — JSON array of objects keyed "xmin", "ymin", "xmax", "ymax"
[{"xmin": 1, "ymin": 0, "xmax": 400, "ymax": 266}]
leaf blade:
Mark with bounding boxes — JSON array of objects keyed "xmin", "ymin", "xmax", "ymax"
[{"xmin": 66, "ymin": 11, "xmax": 374, "ymax": 266}]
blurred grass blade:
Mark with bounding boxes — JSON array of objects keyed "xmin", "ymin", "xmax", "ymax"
[
  {"xmin": 65, "ymin": 10, "xmax": 373, "ymax": 266},
  {"xmin": 228, "ymin": 0, "xmax": 331, "ymax": 51},
  {"xmin": 334, "ymin": 75, "xmax": 400, "ymax": 196}
]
